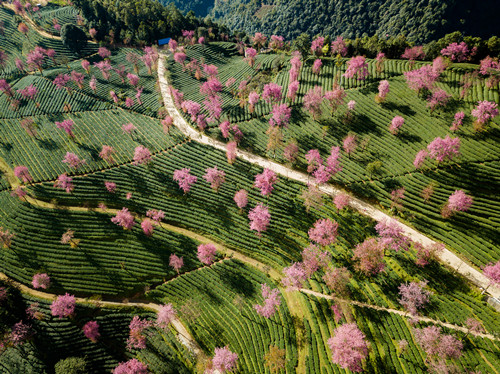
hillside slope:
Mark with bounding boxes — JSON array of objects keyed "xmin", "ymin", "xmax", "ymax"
[{"xmin": 208, "ymin": 0, "xmax": 499, "ymax": 43}]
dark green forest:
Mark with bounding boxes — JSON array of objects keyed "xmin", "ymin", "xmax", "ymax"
[{"xmin": 162, "ymin": 0, "xmax": 498, "ymax": 45}]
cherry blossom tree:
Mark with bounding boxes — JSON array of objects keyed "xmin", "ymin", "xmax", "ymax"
[
  {"xmin": 389, "ymin": 116, "xmax": 404, "ymax": 135},
  {"xmin": 156, "ymin": 303, "xmax": 176, "ymax": 328},
  {"xmin": 324, "ymin": 87, "xmax": 346, "ymax": 114},
  {"xmin": 50, "ymin": 293, "xmax": 76, "ymax": 319},
  {"xmin": 197, "ymin": 243, "xmax": 217, "ymax": 265},
  {"xmin": 353, "ymin": 238, "xmax": 385, "ymax": 276},
  {"xmin": 262, "ymin": 83, "xmax": 283, "ymax": 103},
  {"xmin": 56, "ymin": 119, "xmax": 75, "ymax": 138},
  {"xmin": 413, "ymin": 149, "xmax": 429, "ymax": 169},
  {"xmin": 311, "ymin": 36, "xmax": 325, "ymax": 56},
  {"xmin": 62, "ymin": 152, "xmax": 86, "ymax": 169},
  {"xmin": 414, "ymin": 326, "xmax": 463, "ymax": 366},
  {"xmin": 343, "ymin": 134, "xmax": 357, "ymax": 156},
  {"xmin": 99, "ymin": 145, "xmax": 115, "ymax": 163},
  {"xmin": 375, "ymin": 218, "xmax": 410, "ymax": 252},
  {"xmin": 471, "ymin": 100, "xmax": 498, "ymax": 131},
  {"xmin": 14, "ymin": 166, "xmax": 32, "ymax": 183},
  {"xmin": 427, "ymin": 136, "xmax": 460, "ymax": 163},
  {"xmin": 146, "ymin": 209, "xmax": 165, "ymax": 223},
  {"xmin": 248, "ymin": 91, "xmax": 260, "ymax": 113},
  {"xmin": 249, "ymin": 203, "xmax": 271, "ymax": 235},
  {"xmin": 343, "ymin": 56, "xmax": 369, "ymax": 80},
  {"xmin": 287, "ymin": 80, "xmax": 299, "ymax": 102},
  {"xmin": 427, "ymin": 89, "xmax": 450, "ymax": 112},
  {"xmin": 402, "ymin": 46, "xmax": 425, "ymax": 65},
  {"xmin": 203, "ymin": 166, "xmax": 226, "ymax": 191},
  {"xmin": 334, "ymin": 194, "xmax": 350, "ymax": 211},
  {"xmin": 200, "ymin": 77, "xmax": 223, "ymax": 97},
  {"xmin": 441, "ymin": 42, "xmax": 471, "ymax": 62},
  {"xmin": 111, "ymin": 208, "xmax": 135, "ymax": 230},
  {"xmin": 245, "ymin": 48, "xmax": 257, "ymax": 67},
  {"xmin": 60, "ymin": 229, "xmax": 75, "ymax": 246},
  {"xmin": 169, "ymin": 254, "xmax": 184, "ymax": 274},
  {"xmin": 269, "ymin": 35, "xmax": 284, "ymax": 51},
  {"xmin": 305, "ymin": 149, "xmax": 323, "ymax": 174},
  {"xmin": 415, "ymin": 242, "xmax": 444, "ymax": 267},
  {"xmin": 281, "ymin": 262, "xmax": 307, "ymax": 290},
  {"xmin": 113, "ymin": 359, "xmax": 148, "ymax": 374},
  {"xmin": 399, "ymin": 281, "xmax": 431, "ymax": 315},
  {"xmin": 301, "ymin": 244, "xmax": 331, "ymax": 277},
  {"xmin": 89, "ymin": 76, "xmax": 97, "ymax": 92},
  {"xmin": 483, "ymin": 261, "xmax": 500, "ymax": 289},
  {"xmin": 9, "ymin": 321, "xmax": 31, "ymax": 346},
  {"xmin": 18, "ymin": 84, "xmax": 38, "ymax": 101},
  {"xmin": 32, "ymin": 273, "xmax": 50, "ymax": 289},
  {"xmin": 312, "ymin": 59, "xmax": 322, "ymax": 75},
  {"xmin": 173, "ymin": 168, "xmax": 197, "ymax": 193},
  {"xmin": 375, "ymin": 80, "xmax": 390, "ymax": 103},
  {"xmin": 284, "ymin": 142, "xmax": 299, "ymax": 164},
  {"xmin": 450, "ymin": 112, "xmax": 465, "ymax": 131},
  {"xmin": 83, "ymin": 321, "xmax": 100, "ymax": 342},
  {"xmin": 127, "ymin": 316, "xmax": 153, "ymax": 350},
  {"xmin": 269, "ymin": 103, "xmax": 292, "ymax": 127},
  {"xmin": 404, "ymin": 65, "xmax": 439, "ymax": 93},
  {"xmin": 328, "ymin": 323, "xmax": 369, "ymax": 372},
  {"xmin": 211, "ymin": 346, "xmax": 238, "ymax": 373},
  {"xmin": 133, "ymin": 146, "xmax": 152, "ymax": 165},
  {"xmin": 308, "ymin": 218, "xmax": 338, "ymax": 246},
  {"xmin": 141, "ymin": 219, "xmax": 154, "ymax": 236},
  {"xmin": 54, "ymin": 173, "xmax": 74, "ymax": 193},
  {"xmin": 303, "ymin": 86, "xmax": 324, "ymax": 119},
  {"xmin": 233, "ymin": 189, "xmax": 248, "ymax": 210},
  {"xmin": 331, "ymin": 36, "xmax": 347, "ymax": 57},
  {"xmin": 254, "ymin": 283, "xmax": 281, "ymax": 318},
  {"xmin": 254, "ymin": 169, "xmax": 278, "ymax": 196},
  {"xmin": 226, "ymin": 141, "xmax": 237, "ymax": 164},
  {"xmin": 447, "ymin": 190, "xmax": 473, "ymax": 213}
]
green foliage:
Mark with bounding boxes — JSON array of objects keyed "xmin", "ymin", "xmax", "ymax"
[
  {"xmin": 365, "ymin": 160, "xmax": 383, "ymax": 178},
  {"xmin": 61, "ymin": 24, "xmax": 87, "ymax": 53},
  {"xmin": 0, "ymin": 280, "xmax": 25, "ymax": 335},
  {"xmin": 54, "ymin": 357, "xmax": 87, "ymax": 374},
  {"xmin": 210, "ymin": 0, "xmax": 499, "ymax": 45},
  {"xmin": 291, "ymin": 33, "xmax": 311, "ymax": 60}
]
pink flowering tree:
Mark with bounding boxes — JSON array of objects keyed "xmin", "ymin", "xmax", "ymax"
[
  {"xmin": 56, "ymin": 119, "xmax": 75, "ymax": 138},
  {"xmin": 427, "ymin": 89, "xmax": 450, "ymax": 112},
  {"xmin": 244, "ymin": 48, "xmax": 257, "ymax": 67},
  {"xmin": 287, "ymin": 80, "xmax": 299, "ymax": 103},
  {"xmin": 226, "ymin": 141, "xmax": 237, "ymax": 164},
  {"xmin": 323, "ymin": 267, "xmax": 352, "ymax": 297},
  {"xmin": 32, "ymin": 273, "xmax": 50, "ymax": 289},
  {"xmin": 308, "ymin": 218, "xmax": 338, "ymax": 246},
  {"xmin": 233, "ymin": 189, "xmax": 248, "ymax": 210},
  {"xmin": 269, "ymin": 35, "xmax": 284, "ymax": 50},
  {"xmin": 376, "ymin": 80, "xmax": 390, "ymax": 103},
  {"xmin": 62, "ymin": 152, "xmax": 86, "ymax": 169},
  {"xmin": 254, "ymin": 283, "xmax": 281, "ymax": 318},
  {"xmin": 301, "ymin": 244, "xmax": 331, "ymax": 277},
  {"xmin": 133, "ymin": 146, "xmax": 152, "ymax": 165},
  {"xmin": 126, "ymin": 316, "xmax": 153, "ymax": 350},
  {"xmin": 328, "ymin": 323, "xmax": 369, "ymax": 372},
  {"xmin": 99, "ymin": 145, "xmax": 115, "ymax": 163},
  {"xmin": 331, "ymin": 36, "xmax": 347, "ymax": 57},
  {"xmin": 157, "ymin": 303, "xmax": 176, "ymax": 328},
  {"xmin": 399, "ymin": 281, "xmax": 431, "ymax": 315},
  {"xmin": 262, "ymin": 83, "xmax": 282, "ymax": 103},
  {"xmin": 141, "ymin": 219, "xmax": 154, "ymax": 237},
  {"xmin": 197, "ymin": 243, "xmax": 217, "ymax": 265},
  {"xmin": 427, "ymin": 136, "xmax": 460, "ymax": 163},
  {"xmin": 353, "ymin": 238, "xmax": 385, "ymax": 276},
  {"xmin": 343, "ymin": 134, "xmax": 357, "ymax": 157},
  {"xmin": 281, "ymin": 262, "xmax": 307, "ymax": 290},
  {"xmin": 483, "ymin": 261, "xmax": 500, "ymax": 290},
  {"xmin": 9, "ymin": 321, "xmax": 32, "ymax": 346},
  {"xmin": 324, "ymin": 87, "xmax": 346, "ymax": 114},
  {"xmin": 14, "ymin": 166, "xmax": 32, "ymax": 184},
  {"xmin": 312, "ymin": 59, "xmax": 322, "ymax": 75},
  {"xmin": 404, "ymin": 65, "xmax": 439, "ymax": 94},
  {"xmin": 375, "ymin": 219, "xmax": 410, "ymax": 252},
  {"xmin": 50, "ymin": 293, "xmax": 76, "ymax": 319},
  {"xmin": 344, "ymin": 56, "xmax": 369, "ymax": 80},
  {"xmin": 415, "ymin": 242, "xmax": 444, "ymax": 267},
  {"xmin": 269, "ymin": 103, "xmax": 292, "ymax": 127},
  {"xmin": 54, "ymin": 173, "xmax": 74, "ymax": 193},
  {"xmin": 414, "ymin": 326, "xmax": 463, "ymax": 366},
  {"xmin": 248, "ymin": 91, "xmax": 260, "ymax": 113},
  {"xmin": 169, "ymin": 254, "xmax": 184, "ymax": 274},
  {"xmin": 401, "ymin": 46, "xmax": 425, "ymax": 65},
  {"xmin": 303, "ymin": 86, "xmax": 324, "ymax": 119},
  {"xmin": 248, "ymin": 203, "xmax": 271, "ymax": 236},
  {"xmin": 413, "ymin": 149, "xmax": 429, "ymax": 169},
  {"xmin": 83, "ymin": 321, "xmax": 100, "ymax": 342},
  {"xmin": 441, "ymin": 42, "xmax": 471, "ymax": 62},
  {"xmin": 311, "ymin": 36, "xmax": 325, "ymax": 56},
  {"xmin": 203, "ymin": 166, "xmax": 226, "ymax": 191},
  {"xmin": 471, "ymin": 100, "xmax": 498, "ymax": 131},
  {"xmin": 389, "ymin": 116, "xmax": 404, "ymax": 135},
  {"xmin": 447, "ymin": 190, "xmax": 473, "ymax": 213},
  {"xmin": 334, "ymin": 193, "xmax": 350, "ymax": 211},
  {"xmin": 210, "ymin": 346, "xmax": 238, "ymax": 374},
  {"xmin": 254, "ymin": 169, "xmax": 278, "ymax": 196},
  {"xmin": 173, "ymin": 168, "xmax": 197, "ymax": 194},
  {"xmin": 113, "ymin": 359, "xmax": 148, "ymax": 374},
  {"xmin": 111, "ymin": 208, "xmax": 135, "ymax": 230}
]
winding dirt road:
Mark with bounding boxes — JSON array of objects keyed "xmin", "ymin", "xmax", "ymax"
[{"xmin": 157, "ymin": 55, "xmax": 500, "ymax": 301}]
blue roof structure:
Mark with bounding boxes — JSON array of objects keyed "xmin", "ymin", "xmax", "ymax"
[{"xmin": 158, "ymin": 38, "xmax": 171, "ymax": 46}]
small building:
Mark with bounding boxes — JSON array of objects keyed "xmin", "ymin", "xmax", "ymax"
[{"xmin": 158, "ymin": 38, "xmax": 171, "ymax": 47}]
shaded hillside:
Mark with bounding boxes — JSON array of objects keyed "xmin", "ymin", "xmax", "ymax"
[{"xmin": 208, "ymin": 0, "xmax": 499, "ymax": 44}]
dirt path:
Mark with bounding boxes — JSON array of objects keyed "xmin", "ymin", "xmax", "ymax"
[
  {"xmin": 157, "ymin": 55, "xmax": 500, "ymax": 301},
  {"xmin": 300, "ymin": 289, "xmax": 500, "ymax": 341},
  {"xmin": 3, "ymin": 4, "xmax": 62, "ymax": 40},
  {"xmin": 0, "ymin": 271, "xmax": 202, "ymax": 357}
]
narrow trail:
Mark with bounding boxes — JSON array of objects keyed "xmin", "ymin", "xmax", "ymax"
[
  {"xmin": 157, "ymin": 55, "xmax": 500, "ymax": 300},
  {"xmin": 300, "ymin": 289, "xmax": 500, "ymax": 341},
  {"xmin": 0, "ymin": 271, "xmax": 202, "ymax": 357},
  {"xmin": 3, "ymin": 4, "xmax": 62, "ymax": 40}
]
